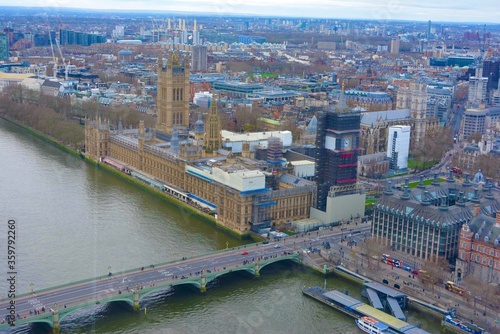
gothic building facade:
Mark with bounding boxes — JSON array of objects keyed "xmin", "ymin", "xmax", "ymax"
[
  {"xmin": 156, "ymin": 52, "xmax": 190, "ymax": 134},
  {"xmin": 359, "ymin": 82, "xmax": 440, "ymax": 156},
  {"xmin": 85, "ymin": 52, "xmax": 314, "ymax": 235}
]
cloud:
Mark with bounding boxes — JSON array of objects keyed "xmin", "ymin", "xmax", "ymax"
[{"xmin": 0, "ymin": 0, "xmax": 498, "ymax": 23}]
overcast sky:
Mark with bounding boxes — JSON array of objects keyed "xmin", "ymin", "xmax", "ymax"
[{"xmin": 2, "ymin": 0, "xmax": 499, "ymax": 23}]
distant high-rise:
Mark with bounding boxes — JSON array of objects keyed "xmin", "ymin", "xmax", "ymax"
[
  {"xmin": 483, "ymin": 60, "xmax": 500, "ymax": 91},
  {"xmin": 0, "ymin": 33, "xmax": 8, "ymax": 61},
  {"xmin": 390, "ymin": 37, "xmax": 400, "ymax": 54},
  {"xmin": 156, "ymin": 52, "xmax": 190, "ymax": 134},
  {"xmin": 59, "ymin": 29, "xmax": 105, "ymax": 46},
  {"xmin": 192, "ymin": 45, "xmax": 207, "ymax": 72},
  {"xmin": 468, "ymin": 76, "xmax": 488, "ymax": 107},
  {"xmin": 427, "ymin": 20, "xmax": 432, "ymax": 39},
  {"xmin": 181, "ymin": 29, "xmax": 188, "ymax": 44},
  {"xmin": 192, "ymin": 20, "xmax": 200, "ymax": 46}
]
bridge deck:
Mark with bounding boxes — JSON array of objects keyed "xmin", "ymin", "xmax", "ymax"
[{"xmin": 0, "ymin": 228, "xmax": 373, "ymax": 329}]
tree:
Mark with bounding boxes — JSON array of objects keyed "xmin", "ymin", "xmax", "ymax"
[
  {"xmin": 420, "ymin": 257, "xmax": 449, "ymax": 292},
  {"xmin": 462, "ymin": 276, "xmax": 489, "ymax": 313},
  {"xmin": 412, "ymin": 126, "xmax": 453, "ymax": 170},
  {"xmin": 361, "ymin": 237, "xmax": 387, "ymax": 270},
  {"xmin": 280, "ymin": 119, "xmax": 302, "ymax": 142},
  {"xmin": 474, "ymin": 154, "xmax": 500, "ymax": 180},
  {"xmin": 467, "ymin": 132, "xmax": 482, "ymax": 143},
  {"xmin": 453, "ymin": 84, "xmax": 469, "ymax": 102}
]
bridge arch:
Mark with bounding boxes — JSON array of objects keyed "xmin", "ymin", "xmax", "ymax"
[
  {"xmin": 138, "ymin": 279, "xmax": 201, "ymax": 302},
  {"xmin": 57, "ymin": 296, "xmax": 135, "ymax": 323}
]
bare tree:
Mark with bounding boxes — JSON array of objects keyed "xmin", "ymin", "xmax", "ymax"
[
  {"xmin": 361, "ymin": 237, "xmax": 386, "ymax": 270},
  {"xmin": 474, "ymin": 155, "xmax": 500, "ymax": 180},
  {"xmin": 419, "ymin": 257, "xmax": 449, "ymax": 292},
  {"xmin": 467, "ymin": 132, "xmax": 483, "ymax": 143},
  {"xmin": 412, "ymin": 126, "xmax": 453, "ymax": 170}
]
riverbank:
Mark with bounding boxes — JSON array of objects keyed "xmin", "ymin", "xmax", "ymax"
[
  {"xmin": 0, "ymin": 116, "xmax": 82, "ymax": 158},
  {"xmin": 0, "ymin": 116, "xmax": 259, "ymax": 241},
  {"xmin": 319, "ymin": 243, "xmax": 497, "ymax": 333}
]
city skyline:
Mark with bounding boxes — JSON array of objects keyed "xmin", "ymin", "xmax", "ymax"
[{"xmin": 1, "ymin": 1, "xmax": 499, "ymax": 24}]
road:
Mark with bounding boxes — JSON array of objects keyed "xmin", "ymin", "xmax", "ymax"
[{"xmin": 0, "ymin": 226, "xmax": 370, "ymax": 327}]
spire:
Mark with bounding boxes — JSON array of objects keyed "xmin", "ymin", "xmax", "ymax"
[{"xmin": 336, "ymin": 81, "xmax": 348, "ymax": 112}]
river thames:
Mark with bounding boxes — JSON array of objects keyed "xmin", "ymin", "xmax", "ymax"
[{"xmin": 0, "ymin": 119, "xmax": 440, "ymax": 333}]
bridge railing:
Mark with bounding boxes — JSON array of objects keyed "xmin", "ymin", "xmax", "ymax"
[{"xmin": 14, "ymin": 241, "xmax": 268, "ymax": 299}]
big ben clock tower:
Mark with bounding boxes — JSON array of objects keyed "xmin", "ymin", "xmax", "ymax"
[{"xmin": 314, "ymin": 84, "xmax": 361, "ymax": 211}]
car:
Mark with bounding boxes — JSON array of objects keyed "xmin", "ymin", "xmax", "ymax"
[
  {"xmin": 263, "ymin": 241, "xmax": 269, "ymax": 244},
  {"xmin": 274, "ymin": 244, "xmax": 281, "ymax": 249},
  {"xmin": 241, "ymin": 251, "xmax": 249, "ymax": 255}
]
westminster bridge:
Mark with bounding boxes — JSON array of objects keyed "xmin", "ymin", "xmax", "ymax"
[{"xmin": 0, "ymin": 227, "xmax": 372, "ymax": 333}]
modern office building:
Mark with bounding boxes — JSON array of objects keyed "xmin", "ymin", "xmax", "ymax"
[
  {"xmin": 461, "ymin": 108, "xmax": 487, "ymax": 139},
  {"xmin": 212, "ymin": 81, "xmax": 264, "ymax": 98},
  {"xmin": 483, "ymin": 59, "xmax": 500, "ymax": 91},
  {"xmin": 192, "ymin": 45, "xmax": 207, "ymax": 72},
  {"xmin": 59, "ymin": 29, "xmax": 105, "ymax": 46},
  {"xmin": 387, "ymin": 125, "xmax": 410, "ymax": 172},
  {"xmin": 372, "ymin": 174, "xmax": 500, "ymax": 262},
  {"xmin": 468, "ymin": 76, "xmax": 488, "ymax": 107},
  {"xmin": 0, "ymin": 33, "xmax": 8, "ymax": 61}
]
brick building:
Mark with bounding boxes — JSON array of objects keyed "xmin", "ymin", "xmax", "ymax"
[{"xmin": 457, "ymin": 205, "xmax": 500, "ymax": 283}]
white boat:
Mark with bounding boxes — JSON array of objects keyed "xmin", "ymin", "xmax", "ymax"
[{"xmin": 355, "ymin": 316, "xmax": 390, "ymax": 334}]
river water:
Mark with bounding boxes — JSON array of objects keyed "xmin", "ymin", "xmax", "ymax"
[{"xmin": 0, "ymin": 119, "xmax": 440, "ymax": 334}]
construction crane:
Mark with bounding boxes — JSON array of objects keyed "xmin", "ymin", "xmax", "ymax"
[
  {"xmin": 55, "ymin": 37, "xmax": 69, "ymax": 80},
  {"xmin": 48, "ymin": 31, "xmax": 58, "ymax": 77}
]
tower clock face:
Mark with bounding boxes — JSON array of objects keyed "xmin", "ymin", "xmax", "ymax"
[{"xmin": 343, "ymin": 137, "xmax": 351, "ymax": 150}]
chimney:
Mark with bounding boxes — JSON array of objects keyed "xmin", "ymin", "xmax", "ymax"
[
  {"xmin": 473, "ymin": 204, "xmax": 480, "ymax": 217},
  {"xmin": 463, "ymin": 173, "xmax": 471, "ymax": 187},
  {"xmin": 385, "ymin": 181, "xmax": 394, "ymax": 195},
  {"xmin": 417, "ymin": 175, "xmax": 425, "ymax": 189},
  {"xmin": 432, "ymin": 172, "xmax": 440, "ymax": 185}
]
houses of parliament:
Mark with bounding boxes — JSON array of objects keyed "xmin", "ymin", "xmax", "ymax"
[{"xmin": 85, "ymin": 52, "xmax": 314, "ymax": 235}]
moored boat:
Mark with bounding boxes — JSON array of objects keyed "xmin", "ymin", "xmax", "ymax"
[{"xmin": 355, "ymin": 316, "xmax": 390, "ymax": 334}]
